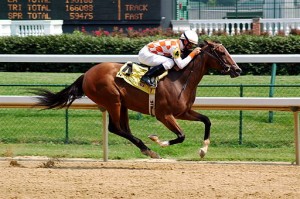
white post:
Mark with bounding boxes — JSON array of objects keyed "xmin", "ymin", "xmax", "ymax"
[
  {"xmin": 0, "ymin": 20, "xmax": 12, "ymax": 36},
  {"xmin": 294, "ymin": 111, "xmax": 300, "ymax": 165},
  {"xmin": 102, "ymin": 111, "xmax": 109, "ymax": 161},
  {"xmin": 44, "ymin": 20, "xmax": 63, "ymax": 35}
]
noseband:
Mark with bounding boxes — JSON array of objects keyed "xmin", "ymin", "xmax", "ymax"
[{"xmin": 201, "ymin": 44, "xmax": 230, "ymax": 74}]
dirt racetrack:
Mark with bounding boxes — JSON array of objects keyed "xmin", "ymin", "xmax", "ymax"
[{"xmin": 0, "ymin": 157, "xmax": 300, "ymax": 199}]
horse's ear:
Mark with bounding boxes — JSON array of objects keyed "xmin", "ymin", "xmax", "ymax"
[
  {"xmin": 203, "ymin": 40, "xmax": 215, "ymax": 46},
  {"xmin": 199, "ymin": 40, "xmax": 207, "ymax": 47},
  {"xmin": 213, "ymin": 40, "xmax": 221, "ymax": 44}
]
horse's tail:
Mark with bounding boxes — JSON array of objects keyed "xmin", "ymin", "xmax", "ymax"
[{"xmin": 32, "ymin": 75, "xmax": 85, "ymax": 109}]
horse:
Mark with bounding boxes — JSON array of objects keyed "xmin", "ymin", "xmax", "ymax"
[{"xmin": 33, "ymin": 40, "xmax": 242, "ymax": 159}]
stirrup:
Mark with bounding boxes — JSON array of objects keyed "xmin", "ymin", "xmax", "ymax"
[{"xmin": 141, "ymin": 76, "xmax": 156, "ymax": 87}]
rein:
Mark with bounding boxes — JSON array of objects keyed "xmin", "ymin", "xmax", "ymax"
[
  {"xmin": 178, "ymin": 45, "xmax": 211, "ymax": 99},
  {"xmin": 178, "ymin": 58, "xmax": 196, "ymax": 99},
  {"xmin": 178, "ymin": 43, "xmax": 229, "ymax": 99}
]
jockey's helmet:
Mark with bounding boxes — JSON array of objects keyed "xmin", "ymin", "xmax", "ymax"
[{"xmin": 180, "ymin": 30, "xmax": 199, "ymax": 45}]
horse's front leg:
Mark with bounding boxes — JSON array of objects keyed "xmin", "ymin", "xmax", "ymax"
[
  {"xmin": 177, "ymin": 109, "xmax": 211, "ymax": 158},
  {"xmin": 149, "ymin": 114, "xmax": 185, "ymax": 147}
]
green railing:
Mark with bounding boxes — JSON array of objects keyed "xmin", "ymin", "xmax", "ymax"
[
  {"xmin": 0, "ymin": 84, "xmax": 299, "ymax": 146},
  {"xmin": 198, "ymin": 84, "xmax": 300, "ymax": 145}
]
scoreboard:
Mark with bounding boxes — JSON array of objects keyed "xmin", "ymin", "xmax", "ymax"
[{"xmin": 0, "ymin": 0, "xmax": 161, "ymax": 22}]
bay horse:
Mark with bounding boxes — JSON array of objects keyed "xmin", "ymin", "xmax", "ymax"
[{"xmin": 33, "ymin": 40, "xmax": 241, "ymax": 159}]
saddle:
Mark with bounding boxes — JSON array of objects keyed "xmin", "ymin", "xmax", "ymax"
[
  {"xmin": 116, "ymin": 62, "xmax": 168, "ymax": 116},
  {"xmin": 116, "ymin": 62, "xmax": 168, "ymax": 94}
]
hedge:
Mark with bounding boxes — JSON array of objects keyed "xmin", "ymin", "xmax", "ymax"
[{"xmin": 0, "ymin": 34, "xmax": 299, "ymax": 75}]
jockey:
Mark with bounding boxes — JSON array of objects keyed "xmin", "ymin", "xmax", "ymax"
[{"xmin": 138, "ymin": 30, "xmax": 201, "ymax": 87}]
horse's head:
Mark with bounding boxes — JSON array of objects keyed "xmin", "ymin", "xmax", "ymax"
[{"xmin": 200, "ymin": 40, "xmax": 242, "ymax": 78}]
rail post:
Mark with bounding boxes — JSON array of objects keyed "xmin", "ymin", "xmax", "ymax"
[
  {"xmin": 65, "ymin": 109, "xmax": 69, "ymax": 144},
  {"xmin": 64, "ymin": 84, "xmax": 70, "ymax": 144},
  {"xmin": 102, "ymin": 111, "xmax": 109, "ymax": 162},
  {"xmin": 239, "ymin": 84, "xmax": 244, "ymax": 145},
  {"xmin": 269, "ymin": 63, "xmax": 277, "ymax": 123},
  {"xmin": 292, "ymin": 107, "xmax": 300, "ymax": 165}
]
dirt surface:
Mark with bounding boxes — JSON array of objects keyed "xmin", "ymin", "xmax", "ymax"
[{"xmin": 0, "ymin": 157, "xmax": 299, "ymax": 199}]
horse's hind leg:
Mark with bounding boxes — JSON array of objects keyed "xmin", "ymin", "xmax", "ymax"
[
  {"xmin": 107, "ymin": 105, "xmax": 160, "ymax": 159},
  {"xmin": 119, "ymin": 105, "xmax": 131, "ymax": 134}
]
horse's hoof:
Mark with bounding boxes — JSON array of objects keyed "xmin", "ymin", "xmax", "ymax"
[
  {"xmin": 142, "ymin": 150, "xmax": 161, "ymax": 159},
  {"xmin": 199, "ymin": 148, "xmax": 206, "ymax": 158},
  {"xmin": 148, "ymin": 135, "xmax": 159, "ymax": 142}
]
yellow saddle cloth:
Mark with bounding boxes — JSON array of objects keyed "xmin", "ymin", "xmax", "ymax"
[{"xmin": 116, "ymin": 62, "xmax": 167, "ymax": 94}]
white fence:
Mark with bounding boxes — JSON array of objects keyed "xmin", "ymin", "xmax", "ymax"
[
  {"xmin": 1, "ymin": 54, "xmax": 300, "ymax": 63},
  {"xmin": 171, "ymin": 18, "xmax": 300, "ymax": 36},
  {"xmin": 1, "ymin": 18, "xmax": 300, "ymax": 37},
  {"xmin": 0, "ymin": 54, "xmax": 299, "ymax": 164},
  {"xmin": 261, "ymin": 18, "xmax": 300, "ymax": 36},
  {"xmin": 0, "ymin": 20, "xmax": 63, "ymax": 36},
  {"xmin": 0, "ymin": 20, "xmax": 11, "ymax": 36},
  {"xmin": 172, "ymin": 19, "xmax": 253, "ymax": 35}
]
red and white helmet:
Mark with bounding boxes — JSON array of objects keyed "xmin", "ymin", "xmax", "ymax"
[{"xmin": 180, "ymin": 30, "xmax": 199, "ymax": 45}]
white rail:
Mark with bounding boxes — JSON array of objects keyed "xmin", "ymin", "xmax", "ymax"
[
  {"xmin": 0, "ymin": 54, "xmax": 300, "ymax": 63},
  {"xmin": 0, "ymin": 54, "xmax": 139, "ymax": 63},
  {"xmin": 1, "ymin": 96, "xmax": 299, "ymax": 111}
]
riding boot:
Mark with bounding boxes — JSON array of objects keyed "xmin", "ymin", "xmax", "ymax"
[{"xmin": 140, "ymin": 64, "xmax": 166, "ymax": 87}]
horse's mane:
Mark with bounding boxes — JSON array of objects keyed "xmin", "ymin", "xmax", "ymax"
[
  {"xmin": 181, "ymin": 39, "xmax": 221, "ymax": 58},
  {"xmin": 173, "ymin": 39, "xmax": 220, "ymax": 74},
  {"xmin": 170, "ymin": 39, "xmax": 223, "ymax": 73},
  {"xmin": 199, "ymin": 39, "xmax": 221, "ymax": 47}
]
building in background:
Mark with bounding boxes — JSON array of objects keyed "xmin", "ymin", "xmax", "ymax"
[
  {"xmin": 175, "ymin": 0, "xmax": 300, "ymax": 20},
  {"xmin": 0, "ymin": 0, "xmax": 299, "ymax": 34}
]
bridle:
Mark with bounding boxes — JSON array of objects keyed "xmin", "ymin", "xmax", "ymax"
[
  {"xmin": 178, "ymin": 43, "xmax": 231, "ymax": 98},
  {"xmin": 200, "ymin": 44, "xmax": 231, "ymax": 74}
]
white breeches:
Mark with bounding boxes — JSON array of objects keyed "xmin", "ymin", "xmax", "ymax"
[{"xmin": 138, "ymin": 46, "xmax": 175, "ymax": 70}]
